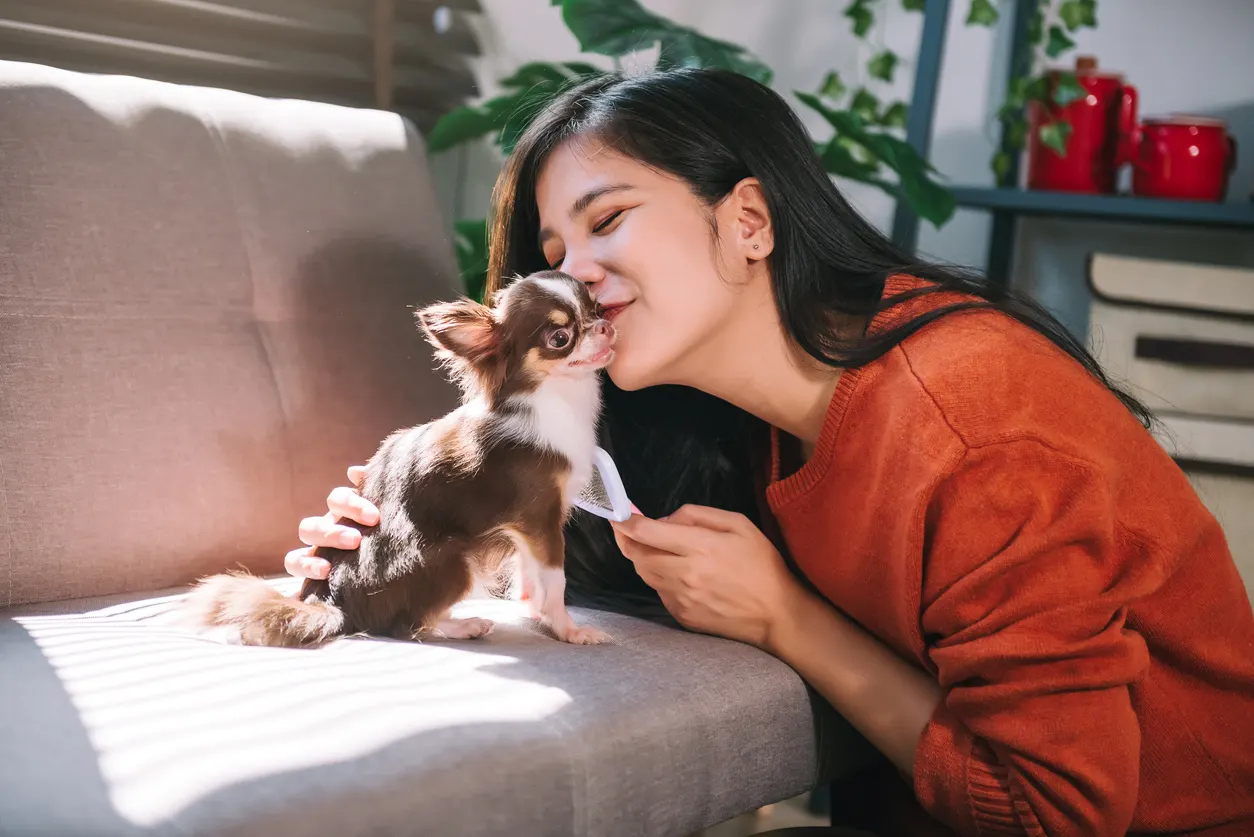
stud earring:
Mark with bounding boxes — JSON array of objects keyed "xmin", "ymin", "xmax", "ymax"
[{"xmin": 753, "ymin": 244, "xmax": 760, "ymax": 250}]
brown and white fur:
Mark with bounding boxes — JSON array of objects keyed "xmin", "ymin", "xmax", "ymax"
[{"xmin": 182, "ymin": 271, "xmax": 614, "ymax": 646}]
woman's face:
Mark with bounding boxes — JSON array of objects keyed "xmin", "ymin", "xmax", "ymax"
[{"xmin": 534, "ymin": 138, "xmax": 771, "ymax": 391}]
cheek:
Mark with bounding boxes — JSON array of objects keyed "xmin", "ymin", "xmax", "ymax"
[
  {"xmin": 609, "ymin": 271, "xmax": 731, "ymax": 389},
  {"xmin": 604, "ymin": 209, "xmax": 734, "ymax": 386}
]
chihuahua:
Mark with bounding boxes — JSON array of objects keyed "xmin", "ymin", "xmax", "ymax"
[{"xmin": 183, "ymin": 271, "xmax": 615, "ymax": 646}]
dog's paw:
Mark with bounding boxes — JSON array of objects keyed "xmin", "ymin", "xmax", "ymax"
[
  {"xmin": 555, "ymin": 624, "xmax": 611, "ymax": 645},
  {"xmin": 434, "ymin": 617, "xmax": 495, "ymax": 640}
]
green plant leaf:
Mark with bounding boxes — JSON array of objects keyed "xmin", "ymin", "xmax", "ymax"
[
  {"xmin": 1059, "ymin": 0, "xmax": 1097, "ymax": 30},
  {"xmin": 1046, "ymin": 24, "xmax": 1075, "ymax": 58},
  {"xmin": 453, "ymin": 218, "xmax": 490, "ymax": 302},
  {"xmin": 427, "ymin": 94, "xmax": 517, "ymax": 153},
  {"xmin": 1081, "ymin": 0, "xmax": 1098, "ymax": 26},
  {"xmin": 562, "ymin": 0, "xmax": 771, "ymax": 83},
  {"xmin": 850, "ymin": 87, "xmax": 880, "ymax": 121},
  {"xmin": 1028, "ymin": 8, "xmax": 1044, "ymax": 45},
  {"xmin": 1006, "ymin": 117, "xmax": 1027, "ymax": 148},
  {"xmin": 499, "ymin": 61, "xmax": 602, "ymax": 90},
  {"xmin": 1010, "ymin": 72, "xmax": 1033, "ymax": 105},
  {"xmin": 795, "ymin": 92, "xmax": 866, "ymax": 140},
  {"xmin": 499, "ymin": 62, "xmax": 568, "ymax": 89},
  {"xmin": 497, "ymin": 92, "xmax": 550, "ymax": 155},
  {"xmin": 1052, "ymin": 72, "xmax": 1085, "ymax": 106},
  {"xmin": 796, "ymin": 91, "xmax": 954, "ymax": 226},
  {"xmin": 817, "ymin": 139, "xmax": 903, "ymax": 207},
  {"xmin": 992, "ymin": 151, "xmax": 1012, "ymax": 182},
  {"xmin": 902, "ymin": 0, "xmax": 926, "ymax": 10},
  {"xmin": 879, "ymin": 101, "xmax": 909, "ymax": 129},
  {"xmin": 1058, "ymin": 0, "xmax": 1084, "ymax": 29},
  {"xmin": 867, "ymin": 50, "xmax": 899, "ymax": 83},
  {"xmin": 966, "ymin": 0, "xmax": 999, "ymax": 27},
  {"xmin": 430, "ymin": 62, "xmax": 610, "ymax": 156},
  {"xmin": 819, "ymin": 70, "xmax": 846, "ymax": 101},
  {"xmin": 857, "ymin": 133, "xmax": 955, "ymax": 225},
  {"xmin": 819, "ymin": 137, "xmax": 882, "ymax": 180},
  {"xmin": 1024, "ymin": 73, "xmax": 1051, "ymax": 103},
  {"xmin": 561, "ymin": 0, "xmax": 664, "ymax": 56},
  {"xmin": 656, "ymin": 30, "xmax": 773, "ymax": 83},
  {"xmin": 844, "ymin": 0, "xmax": 875, "ymax": 37},
  {"xmin": 1039, "ymin": 120, "xmax": 1073, "ymax": 156}
]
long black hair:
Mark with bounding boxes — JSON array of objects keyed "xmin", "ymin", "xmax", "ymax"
[{"xmin": 485, "ymin": 68, "xmax": 1152, "ymax": 616}]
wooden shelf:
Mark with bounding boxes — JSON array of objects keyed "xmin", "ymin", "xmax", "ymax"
[{"xmin": 950, "ymin": 187, "xmax": 1254, "ymax": 230}]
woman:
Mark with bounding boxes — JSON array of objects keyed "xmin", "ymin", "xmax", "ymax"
[{"xmin": 284, "ymin": 69, "xmax": 1254, "ymax": 835}]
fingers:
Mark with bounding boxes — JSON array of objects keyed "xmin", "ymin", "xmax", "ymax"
[
  {"xmin": 611, "ymin": 513, "xmax": 713, "ymax": 556},
  {"xmin": 298, "ymin": 512, "xmax": 362, "ymax": 550},
  {"xmin": 347, "ymin": 465, "xmax": 368, "ymax": 488},
  {"xmin": 286, "ymin": 469, "xmax": 372, "ymax": 583},
  {"xmin": 284, "ymin": 546, "xmax": 331, "ymax": 580},
  {"xmin": 327, "ymin": 486, "xmax": 379, "ymax": 526},
  {"xmin": 613, "ymin": 529, "xmax": 686, "ymax": 588},
  {"xmin": 663, "ymin": 504, "xmax": 748, "ymax": 533}
]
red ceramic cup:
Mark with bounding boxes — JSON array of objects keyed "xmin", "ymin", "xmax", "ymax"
[{"xmin": 1131, "ymin": 116, "xmax": 1237, "ymax": 202}]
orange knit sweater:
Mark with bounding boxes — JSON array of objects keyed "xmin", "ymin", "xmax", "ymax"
[{"xmin": 764, "ymin": 276, "xmax": 1254, "ymax": 836}]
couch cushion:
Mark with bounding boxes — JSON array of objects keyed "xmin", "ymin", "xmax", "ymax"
[
  {"xmin": 0, "ymin": 583, "xmax": 829, "ymax": 836},
  {"xmin": 0, "ymin": 60, "xmax": 462, "ymax": 608}
]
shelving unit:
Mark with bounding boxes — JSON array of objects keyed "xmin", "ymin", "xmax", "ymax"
[
  {"xmin": 890, "ymin": 0, "xmax": 1254, "ymax": 288},
  {"xmin": 950, "ymin": 187, "xmax": 1254, "ymax": 228}
]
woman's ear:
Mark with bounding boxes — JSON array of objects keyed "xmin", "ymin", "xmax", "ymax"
[{"xmin": 730, "ymin": 177, "xmax": 774, "ymax": 261}]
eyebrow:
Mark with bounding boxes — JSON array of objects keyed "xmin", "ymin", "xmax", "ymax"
[{"xmin": 538, "ymin": 183, "xmax": 634, "ymax": 248}]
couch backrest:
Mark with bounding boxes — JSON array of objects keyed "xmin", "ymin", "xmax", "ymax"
[{"xmin": 0, "ymin": 60, "xmax": 463, "ymax": 608}]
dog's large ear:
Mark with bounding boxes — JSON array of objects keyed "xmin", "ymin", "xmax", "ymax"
[{"xmin": 416, "ymin": 299, "xmax": 498, "ymax": 363}]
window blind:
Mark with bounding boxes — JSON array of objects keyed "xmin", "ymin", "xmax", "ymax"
[{"xmin": 0, "ymin": 0, "xmax": 481, "ymax": 132}]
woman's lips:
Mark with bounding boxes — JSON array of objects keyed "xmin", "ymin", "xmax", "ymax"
[{"xmin": 600, "ymin": 302, "xmax": 631, "ymax": 323}]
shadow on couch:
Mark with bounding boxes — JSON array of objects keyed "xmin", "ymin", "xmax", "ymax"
[{"xmin": 2, "ymin": 588, "xmax": 861, "ymax": 837}]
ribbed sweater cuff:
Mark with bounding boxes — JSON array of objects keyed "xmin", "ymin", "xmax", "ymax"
[{"xmin": 915, "ymin": 704, "xmax": 1041, "ymax": 836}]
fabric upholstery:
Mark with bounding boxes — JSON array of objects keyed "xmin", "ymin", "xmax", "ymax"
[
  {"xmin": 0, "ymin": 582, "xmax": 824, "ymax": 836},
  {"xmin": 0, "ymin": 60, "xmax": 879, "ymax": 836},
  {"xmin": 0, "ymin": 59, "xmax": 463, "ymax": 608}
]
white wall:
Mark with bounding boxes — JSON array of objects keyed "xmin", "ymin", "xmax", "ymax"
[{"xmin": 432, "ymin": 0, "xmax": 1254, "ymax": 334}]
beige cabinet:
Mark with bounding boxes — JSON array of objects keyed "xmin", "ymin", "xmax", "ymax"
[{"xmin": 1087, "ymin": 253, "xmax": 1254, "ymax": 599}]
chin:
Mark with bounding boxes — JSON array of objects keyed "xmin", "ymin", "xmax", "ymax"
[{"xmin": 605, "ymin": 354, "xmax": 666, "ymax": 392}]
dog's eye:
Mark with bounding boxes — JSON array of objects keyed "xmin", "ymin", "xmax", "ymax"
[{"xmin": 547, "ymin": 328, "xmax": 572, "ymax": 350}]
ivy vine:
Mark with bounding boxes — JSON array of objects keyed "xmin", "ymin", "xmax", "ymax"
[{"xmin": 991, "ymin": 0, "xmax": 1098, "ymax": 182}]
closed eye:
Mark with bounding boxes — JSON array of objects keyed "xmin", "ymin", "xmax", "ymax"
[{"xmin": 593, "ymin": 210, "xmax": 624, "ymax": 234}]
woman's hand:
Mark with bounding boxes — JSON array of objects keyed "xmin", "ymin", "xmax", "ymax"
[
  {"xmin": 615, "ymin": 506, "xmax": 943, "ymax": 777},
  {"xmin": 283, "ymin": 465, "xmax": 379, "ymax": 580},
  {"xmin": 610, "ymin": 505, "xmax": 804, "ymax": 648}
]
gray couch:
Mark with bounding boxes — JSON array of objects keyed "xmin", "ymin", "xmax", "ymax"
[{"xmin": 0, "ymin": 60, "xmax": 872, "ymax": 836}]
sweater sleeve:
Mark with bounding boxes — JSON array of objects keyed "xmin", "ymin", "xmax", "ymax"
[{"xmin": 913, "ymin": 438, "xmax": 1154, "ymax": 837}]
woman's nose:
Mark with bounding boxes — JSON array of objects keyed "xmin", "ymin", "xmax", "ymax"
[{"xmin": 560, "ymin": 250, "xmax": 606, "ymax": 286}]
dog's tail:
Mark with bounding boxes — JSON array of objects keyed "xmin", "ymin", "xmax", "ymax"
[{"xmin": 182, "ymin": 571, "xmax": 346, "ymax": 648}]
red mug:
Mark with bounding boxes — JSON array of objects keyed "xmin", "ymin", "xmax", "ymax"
[
  {"xmin": 1027, "ymin": 56, "xmax": 1138, "ymax": 194},
  {"xmin": 1130, "ymin": 116, "xmax": 1237, "ymax": 202}
]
